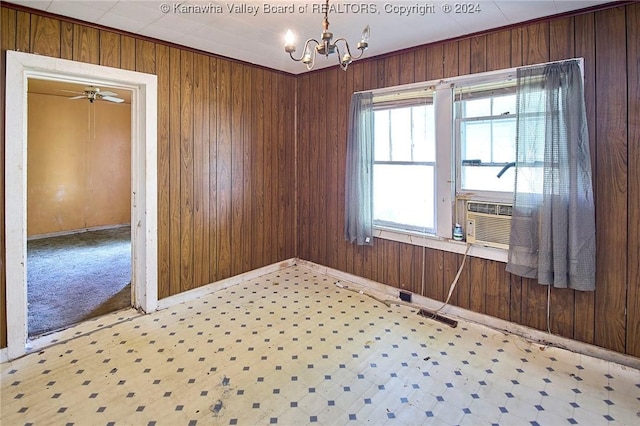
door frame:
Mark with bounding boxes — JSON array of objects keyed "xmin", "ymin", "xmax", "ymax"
[{"xmin": 5, "ymin": 51, "xmax": 158, "ymax": 360}]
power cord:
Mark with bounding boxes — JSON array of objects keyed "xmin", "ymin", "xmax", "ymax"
[{"xmin": 433, "ymin": 243, "xmax": 471, "ymax": 314}]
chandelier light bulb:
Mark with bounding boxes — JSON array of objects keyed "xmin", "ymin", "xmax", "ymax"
[
  {"xmin": 284, "ymin": 30, "xmax": 296, "ymax": 52},
  {"xmin": 361, "ymin": 25, "xmax": 370, "ymax": 43}
]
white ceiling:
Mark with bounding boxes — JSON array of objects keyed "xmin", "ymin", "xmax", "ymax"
[{"xmin": 10, "ymin": 0, "xmax": 615, "ymax": 74}]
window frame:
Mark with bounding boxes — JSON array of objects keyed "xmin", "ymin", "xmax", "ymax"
[
  {"xmin": 454, "ymin": 87, "xmax": 519, "ymax": 205},
  {"xmin": 371, "ymin": 91, "xmax": 438, "ymax": 234}
]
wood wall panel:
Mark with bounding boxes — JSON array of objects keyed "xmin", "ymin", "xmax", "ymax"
[
  {"xmin": 423, "ymin": 248, "xmax": 443, "ymax": 301},
  {"xmin": 263, "ymin": 72, "xmax": 274, "ymax": 265},
  {"xmin": 16, "ymin": 11, "xmax": 30, "ymax": 52},
  {"xmin": 594, "ymin": 7, "xmax": 628, "ymax": 353},
  {"xmin": 327, "ymin": 69, "xmax": 340, "ymax": 269},
  {"xmin": 469, "ymin": 257, "xmax": 486, "ymax": 314},
  {"xmin": 485, "ymin": 30, "xmax": 511, "ymax": 71},
  {"xmin": 192, "ymin": 52, "xmax": 209, "ymax": 287},
  {"xmin": 549, "ymin": 16, "xmax": 576, "ymax": 340},
  {"xmin": 168, "ymin": 46, "xmax": 182, "ymax": 297},
  {"xmin": 399, "ymin": 51, "xmax": 414, "ymax": 84},
  {"xmin": 60, "ymin": 21, "xmax": 73, "ymax": 60},
  {"xmin": 250, "ymin": 68, "xmax": 264, "ymax": 270},
  {"xmin": 156, "ymin": 44, "xmax": 171, "ymax": 299},
  {"xmin": 297, "ymin": 74, "xmax": 310, "ymax": 261},
  {"xmin": 296, "ymin": 5, "xmax": 640, "ymax": 358},
  {"xmin": 230, "ymin": 62, "xmax": 244, "ymax": 277},
  {"xmin": 626, "ymin": 2, "xmax": 640, "ymax": 358},
  {"xmin": 413, "ymin": 48, "xmax": 427, "ymax": 82},
  {"xmin": 99, "ymin": 31, "xmax": 120, "ymax": 68},
  {"xmin": 179, "ymin": 50, "xmax": 195, "ymax": 292},
  {"xmin": 216, "ymin": 59, "xmax": 232, "ymax": 279},
  {"xmin": 30, "ymin": 15, "xmax": 59, "ymax": 58},
  {"xmin": 135, "ymin": 39, "xmax": 155, "ymax": 74},
  {"xmin": 442, "ymin": 41, "xmax": 459, "ymax": 78},
  {"xmin": 470, "ymin": 35, "xmax": 487, "ymax": 74},
  {"xmin": 207, "ymin": 57, "xmax": 219, "ymax": 284},
  {"xmin": 572, "ymin": 12, "xmax": 596, "ymax": 345},
  {"xmin": 335, "ymin": 67, "xmax": 349, "ymax": 274},
  {"xmin": 1, "ymin": 5, "xmax": 297, "ymax": 349},
  {"xmin": 120, "ymin": 35, "xmax": 135, "ymax": 71},
  {"xmin": 72, "ymin": 24, "xmax": 98, "ymax": 64},
  {"xmin": 426, "ymin": 44, "xmax": 444, "ymax": 80},
  {"xmin": 241, "ymin": 66, "xmax": 252, "ymax": 272}
]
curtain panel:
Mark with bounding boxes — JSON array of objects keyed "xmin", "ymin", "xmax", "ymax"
[
  {"xmin": 506, "ymin": 60, "xmax": 596, "ymax": 291},
  {"xmin": 344, "ymin": 92, "xmax": 374, "ymax": 246}
]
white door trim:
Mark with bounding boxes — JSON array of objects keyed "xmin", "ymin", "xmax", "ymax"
[{"xmin": 5, "ymin": 51, "xmax": 158, "ymax": 360}]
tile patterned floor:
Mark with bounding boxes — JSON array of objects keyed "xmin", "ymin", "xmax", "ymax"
[{"xmin": 2, "ymin": 265, "xmax": 639, "ymax": 425}]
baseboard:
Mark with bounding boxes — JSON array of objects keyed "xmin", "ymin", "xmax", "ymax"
[
  {"xmin": 27, "ymin": 224, "xmax": 131, "ymax": 241},
  {"xmin": 296, "ymin": 259, "xmax": 640, "ymax": 371},
  {"xmin": 0, "ymin": 347, "xmax": 8, "ymax": 363},
  {"xmin": 156, "ymin": 258, "xmax": 298, "ymax": 311}
]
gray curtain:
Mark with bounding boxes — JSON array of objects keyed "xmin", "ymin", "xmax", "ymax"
[
  {"xmin": 344, "ymin": 92, "xmax": 374, "ymax": 245},
  {"xmin": 506, "ymin": 60, "xmax": 596, "ymax": 291}
]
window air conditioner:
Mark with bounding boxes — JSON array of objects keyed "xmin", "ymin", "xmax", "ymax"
[{"xmin": 465, "ymin": 201, "xmax": 512, "ymax": 249}]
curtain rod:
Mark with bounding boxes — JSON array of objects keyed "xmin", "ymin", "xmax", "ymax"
[{"xmin": 355, "ymin": 57, "xmax": 584, "ymax": 96}]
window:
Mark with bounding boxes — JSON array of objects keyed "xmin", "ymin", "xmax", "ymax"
[
  {"xmin": 455, "ymin": 85, "xmax": 517, "ymax": 197},
  {"xmin": 373, "ymin": 94, "xmax": 436, "ymax": 233}
]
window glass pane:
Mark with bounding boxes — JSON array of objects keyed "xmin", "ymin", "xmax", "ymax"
[
  {"xmin": 374, "ymin": 110, "xmax": 390, "ymax": 161},
  {"xmin": 492, "ymin": 94, "xmax": 516, "ymax": 115},
  {"xmin": 462, "ymin": 166, "xmax": 515, "ymax": 192},
  {"xmin": 390, "ymin": 108, "xmax": 412, "ymax": 161},
  {"xmin": 463, "ymin": 98, "xmax": 490, "ymax": 118},
  {"xmin": 492, "ymin": 119, "xmax": 516, "ymax": 162},
  {"xmin": 373, "ymin": 164, "xmax": 434, "ymax": 230},
  {"xmin": 412, "ymin": 105, "xmax": 435, "ymax": 162},
  {"xmin": 457, "ymin": 89, "xmax": 517, "ymax": 194},
  {"xmin": 461, "ymin": 121, "xmax": 491, "ymax": 162}
]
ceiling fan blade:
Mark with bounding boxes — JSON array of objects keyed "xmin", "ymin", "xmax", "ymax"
[
  {"xmin": 101, "ymin": 95, "xmax": 124, "ymax": 103},
  {"xmin": 59, "ymin": 89, "xmax": 84, "ymax": 94},
  {"xmin": 99, "ymin": 90, "xmax": 118, "ymax": 96},
  {"xmin": 68, "ymin": 95, "xmax": 86, "ymax": 100}
]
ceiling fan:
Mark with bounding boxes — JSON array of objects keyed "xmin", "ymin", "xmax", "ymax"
[{"xmin": 66, "ymin": 86, "xmax": 124, "ymax": 103}]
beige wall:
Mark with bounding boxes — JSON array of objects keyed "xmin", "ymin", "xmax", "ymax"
[{"xmin": 27, "ymin": 91, "xmax": 131, "ymax": 236}]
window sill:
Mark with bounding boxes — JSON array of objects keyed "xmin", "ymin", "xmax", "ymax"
[{"xmin": 373, "ymin": 226, "xmax": 508, "ymax": 263}]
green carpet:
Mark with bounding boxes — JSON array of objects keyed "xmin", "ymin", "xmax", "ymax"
[{"xmin": 27, "ymin": 226, "xmax": 132, "ymax": 337}]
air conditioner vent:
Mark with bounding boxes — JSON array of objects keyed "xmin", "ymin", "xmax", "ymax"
[{"xmin": 465, "ymin": 201, "xmax": 512, "ymax": 249}]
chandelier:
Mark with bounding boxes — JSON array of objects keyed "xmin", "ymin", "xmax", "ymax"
[{"xmin": 284, "ymin": 0, "xmax": 370, "ymax": 71}]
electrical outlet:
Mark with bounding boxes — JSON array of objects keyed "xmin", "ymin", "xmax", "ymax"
[{"xmin": 399, "ymin": 291, "xmax": 412, "ymax": 302}]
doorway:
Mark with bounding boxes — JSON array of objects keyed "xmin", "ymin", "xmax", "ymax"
[
  {"xmin": 5, "ymin": 51, "xmax": 158, "ymax": 360},
  {"xmin": 26, "ymin": 79, "xmax": 133, "ymax": 338}
]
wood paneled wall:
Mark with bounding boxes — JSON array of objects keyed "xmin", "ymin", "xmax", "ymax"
[
  {"xmin": 297, "ymin": 4, "xmax": 640, "ymax": 358},
  {"xmin": 0, "ymin": 6, "xmax": 296, "ymax": 347}
]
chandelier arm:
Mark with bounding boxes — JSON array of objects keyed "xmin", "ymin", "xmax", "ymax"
[
  {"xmin": 334, "ymin": 37, "xmax": 366, "ymax": 60},
  {"xmin": 288, "ymin": 39, "xmax": 320, "ymax": 62},
  {"xmin": 334, "ymin": 44, "xmax": 348, "ymax": 70}
]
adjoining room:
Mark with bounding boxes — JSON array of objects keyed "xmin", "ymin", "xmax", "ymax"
[{"xmin": 26, "ymin": 79, "xmax": 132, "ymax": 338}]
